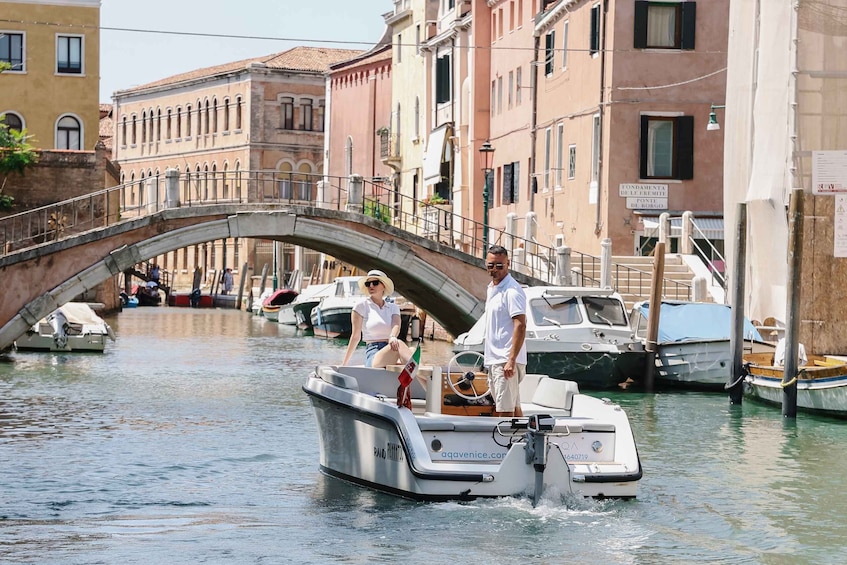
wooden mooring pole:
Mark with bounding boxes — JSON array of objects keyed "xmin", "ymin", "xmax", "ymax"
[
  {"xmin": 728, "ymin": 203, "xmax": 747, "ymax": 404},
  {"xmin": 643, "ymin": 242, "xmax": 666, "ymax": 392},
  {"xmin": 783, "ymin": 189, "xmax": 804, "ymax": 418}
]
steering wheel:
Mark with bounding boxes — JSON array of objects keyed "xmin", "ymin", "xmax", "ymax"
[{"xmin": 445, "ymin": 350, "xmax": 489, "ymax": 401}]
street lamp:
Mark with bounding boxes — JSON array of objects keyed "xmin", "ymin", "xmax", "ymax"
[
  {"xmin": 707, "ymin": 104, "xmax": 726, "ymax": 131},
  {"xmin": 479, "ymin": 139, "xmax": 495, "ymax": 256}
]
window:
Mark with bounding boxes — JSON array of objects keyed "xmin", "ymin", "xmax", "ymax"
[
  {"xmin": 544, "ymin": 31, "xmax": 555, "ymax": 75},
  {"xmin": 204, "ymin": 100, "xmax": 210, "ymax": 134},
  {"xmin": 185, "ymin": 104, "xmax": 192, "ymax": 136},
  {"xmin": 590, "ymin": 3, "xmax": 601, "ymax": 55},
  {"xmin": 121, "ymin": 116, "xmax": 127, "ymax": 145},
  {"xmin": 176, "ymin": 106, "xmax": 182, "ymax": 138},
  {"xmin": 131, "ymin": 114, "xmax": 137, "ymax": 144},
  {"xmin": 436, "ymin": 54, "xmax": 451, "ymax": 104},
  {"xmin": 544, "ymin": 128, "xmax": 551, "ymax": 189},
  {"xmin": 639, "ymin": 115, "xmax": 694, "ymax": 179},
  {"xmin": 148, "ymin": 109, "xmax": 154, "ymax": 142},
  {"xmin": 508, "ymin": 71, "xmax": 513, "ymax": 109},
  {"xmin": 634, "ymin": 1, "xmax": 696, "ymax": 50},
  {"xmin": 497, "ymin": 76, "xmax": 503, "ymax": 114},
  {"xmin": 141, "ymin": 111, "xmax": 147, "ymax": 143},
  {"xmin": 281, "ymin": 97, "xmax": 294, "ymax": 129},
  {"xmin": 516, "ymin": 66, "xmax": 522, "ymax": 105},
  {"xmin": 212, "ymin": 98, "xmax": 218, "ymax": 133},
  {"xmin": 562, "ymin": 21, "xmax": 569, "ymax": 69},
  {"xmin": 223, "ymin": 99, "xmax": 230, "ymax": 131},
  {"xmin": 414, "ymin": 97, "xmax": 420, "ymax": 138},
  {"xmin": 166, "ymin": 109, "xmax": 172, "ymax": 140},
  {"xmin": 568, "ymin": 144, "xmax": 576, "ymax": 179},
  {"xmin": 517, "ymin": 0, "xmax": 523, "ymax": 27},
  {"xmin": 57, "ymin": 35, "xmax": 82, "ymax": 74},
  {"xmin": 316, "ymin": 100, "xmax": 324, "ymax": 132},
  {"xmin": 156, "ymin": 108, "xmax": 161, "ymax": 141},
  {"xmin": 396, "ymin": 33, "xmax": 402, "ymax": 63},
  {"xmin": 591, "ymin": 114, "xmax": 601, "ymax": 184},
  {"xmin": 0, "ymin": 32, "xmax": 24, "ymax": 71},
  {"xmin": 498, "ymin": 7, "xmax": 504, "ymax": 37},
  {"xmin": 1, "ymin": 112, "xmax": 23, "ymax": 132},
  {"xmin": 556, "ymin": 123, "xmax": 564, "ymax": 187},
  {"xmin": 196, "ymin": 101, "xmax": 203, "ymax": 136},
  {"xmin": 301, "ymin": 99, "xmax": 313, "ymax": 131},
  {"xmin": 235, "ymin": 97, "xmax": 243, "ymax": 130},
  {"xmin": 56, "ymin": 115, "xmax": 81, "ymax": 149},
  {"xmin": 503, "ymin": 161, "xmax": 520, "ymax": 205},
  {"xmin": 509, "ymin": 1, "xmax": 515, "ymax": 32}
]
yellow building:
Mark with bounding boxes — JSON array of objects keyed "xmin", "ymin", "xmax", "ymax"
[{"xmin": 0, "ymin": 0, "xmax": 100, "ymax": 150}]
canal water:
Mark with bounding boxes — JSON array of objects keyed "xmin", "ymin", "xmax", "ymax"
[{"xmin": 2, "ymin": 308, "xmax": 847, "ymax": 564}]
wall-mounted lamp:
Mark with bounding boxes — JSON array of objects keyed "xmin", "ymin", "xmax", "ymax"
[{"xmin": 707, "ymin": 104, "xmax": 726, "ymax": 131}]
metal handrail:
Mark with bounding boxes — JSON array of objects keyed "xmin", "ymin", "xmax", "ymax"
[{"xmin": 1, "ymin": 170, "xmax": 691, "ymax": 296}]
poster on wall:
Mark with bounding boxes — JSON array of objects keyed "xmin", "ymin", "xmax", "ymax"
[{"xmin": 812, "ymin": 151, "xmax": 847, "ymax": 195}]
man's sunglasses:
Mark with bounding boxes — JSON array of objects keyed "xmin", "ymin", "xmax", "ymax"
[
  {"xmin": 486, "ymin": 263, "xmax": 505, "ymax": 270},
  {"xmin": 364, "ymin": 280, "xmax": 382, "ymax": 287}
]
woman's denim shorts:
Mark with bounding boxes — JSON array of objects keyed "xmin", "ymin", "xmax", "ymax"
[{"xmin": 364, "ymin": 341, "xmax": 389, "ymax": 367}]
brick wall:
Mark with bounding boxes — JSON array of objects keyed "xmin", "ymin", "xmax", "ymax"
[{"xmin": 1, "ymin": 142, "xmax": 110, "ymax": 212}]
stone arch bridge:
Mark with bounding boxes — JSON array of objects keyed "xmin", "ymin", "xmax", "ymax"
[{"xmin": 0, "ymin": 204, "xmax": 546, "ymax": 352}]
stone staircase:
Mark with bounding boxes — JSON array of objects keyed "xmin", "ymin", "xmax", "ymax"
[{"xmin": 578, "ymin": 254, "xmax": 707, "ymax": 309}]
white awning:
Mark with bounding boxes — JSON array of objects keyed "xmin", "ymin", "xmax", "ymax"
[
  {"xmin": 422, "ymin": 124, "xmax": 450, "ymax": 184},
  {"xmin": 642, "ymin": 217, "xmax": 725, "ymax": 240}
]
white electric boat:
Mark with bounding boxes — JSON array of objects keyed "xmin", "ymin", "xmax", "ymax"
[{"xmin": 303, "ymin": 353, "xmax": 642, "ymax": 504}]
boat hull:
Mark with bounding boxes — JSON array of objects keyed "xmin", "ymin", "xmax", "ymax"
[
  {"xmin": 303, "ymin": 368, "xmax": 641, "ymax": 501},
  {"xmin": 15, "ymin": 332, "xmax": 109, "ymax": 352},
  {"xmin": 745, "ymin": 364, "xmax": 847, "ymax": 417},
  {"xmin": 652, "ymin": 339, "xmax": 774, "ymax": 390},
  {"xmin": 293, "ymin": 300, "xmax": 319, "ymax": 330},
  {"xmin": 311, "ymin": 306, "xmax": 353, "ymax": 338}
]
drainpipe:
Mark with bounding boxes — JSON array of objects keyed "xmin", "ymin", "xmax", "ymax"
[
  {"xmin": 529, "ymin": 33, "xmax": 540, "ymax": 213},
  {"xmin": 595, "ymin": 0, "xmax": 608, "ymax": 235}
]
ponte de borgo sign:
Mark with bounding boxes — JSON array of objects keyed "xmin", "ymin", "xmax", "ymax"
[{"xmin": 619, "ymin": 183, "xmax": 668, "ymax": 210}]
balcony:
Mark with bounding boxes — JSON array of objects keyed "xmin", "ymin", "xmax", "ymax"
[{"xmin": 379, "ymin": 131, "xmax": 401, "ymax": 168}]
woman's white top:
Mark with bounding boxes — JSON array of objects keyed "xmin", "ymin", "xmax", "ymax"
[{"xmin": 354, "ymin": 298, "xmax": 400, "ymax": 342}]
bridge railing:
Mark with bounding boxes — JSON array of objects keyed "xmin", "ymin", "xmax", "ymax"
[{"xmin": 0, "ymin": 170, "xmax": 691, "ymax": 299}]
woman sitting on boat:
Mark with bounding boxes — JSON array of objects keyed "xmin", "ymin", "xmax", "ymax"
[{"xmin": 341, "ymin": 270, "xmax": 412, "ymax": 368}]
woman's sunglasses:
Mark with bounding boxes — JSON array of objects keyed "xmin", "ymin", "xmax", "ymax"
[{"xmin": 364, "ymin": 280, "xmax": 382, "ymax": 287}]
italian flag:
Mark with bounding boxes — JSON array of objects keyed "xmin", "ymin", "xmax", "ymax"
[{"xmin": 396, "ymin": 345, "xmax": 421, "ymax": 409}]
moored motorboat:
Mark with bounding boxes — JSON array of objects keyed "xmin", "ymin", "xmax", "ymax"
[
  {"xmin": 15, "ymin": 302, "xmax": 116, "ymax": 353},
  {"xmin": 629, "ymin": 301, "xmax": 775, "ymax": 390},
  {"xmin": 302, "ymin": 355, "xmax": 642, "ymax": 503},
  {"xmin": 454, "ymin": 286, "xmax": 644, "ymax": 389},
  {"xmin": 290, "ymin": 283, "xmax": 334, "ymax": 330},
  {"xmin": 744, "ymin": 352, "xmax": 847, "ymax": 418},
  {"xmin": 310, "ymin": 276, "xmax": 366, "ymax": 338}
]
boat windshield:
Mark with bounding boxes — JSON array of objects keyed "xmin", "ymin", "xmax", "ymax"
[
  {"xmin": 582, "ymin": 296, "xmax": 629, "ymax": 327},
  {"xmin": 531, "ymin": 297, "xmax": 582, "ymax": 326}
]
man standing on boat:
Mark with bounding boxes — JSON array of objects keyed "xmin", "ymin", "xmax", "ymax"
[{"xmin": 484, "ymin": 245, "xmax": 527, "ymax": 418}]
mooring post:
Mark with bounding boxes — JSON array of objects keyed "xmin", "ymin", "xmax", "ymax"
[
  {"xmin": 728, "ymin": 202, "xmax": 747, "ymax": 404},
  {"xmin": 644, "ymin": 241, "xmax": 666, "ymax": 392},
  {"xmin": 783, "ymin": 189, "xmax": 804, "ymax": 418}
]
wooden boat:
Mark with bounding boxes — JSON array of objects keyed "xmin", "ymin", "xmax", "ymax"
[
  {"xmin": 261, "ymin": 289, "xmax": 299, "ymax": 322},
  {"xmin": 629, "ymin": 301, "xmax": 775, "ymax": 390},
  {"xmin": 302, "ymin": 353, "xmax": 642, "ymax": 503},
  {"xmin": 15, "ymin": 302, "xmax": 116, "ymax": 353},
  {"xmin": 454, "ymin": 287, "xmax": 644, "ymax": 389},
  {"xmin": 744, "ymin": 352, "xmax": 847, "ymax": 418},
  {"xmin": 310, "ymin": 276, "xmax": 365, "ymax": 338}
]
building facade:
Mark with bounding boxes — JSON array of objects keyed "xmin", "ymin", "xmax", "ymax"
[
  {"xmin": 112, "ymin": 46, "xmax": 361, "ymax": 290},
  {"xmin": 0, "ymin": 0, "xmax": 100, "ymax": 151}
]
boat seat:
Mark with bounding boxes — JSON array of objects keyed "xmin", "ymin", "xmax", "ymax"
[
  {"xmin": 335, "ymin": 366, "xmax": 427, "ymax": 399},
  {"xmin": 317, "ymin": 367, "xmax": 360, "ymax": 391},
  {"xmin": 530, "ymin": 378, "xmax": 579, "ymax": 412}
]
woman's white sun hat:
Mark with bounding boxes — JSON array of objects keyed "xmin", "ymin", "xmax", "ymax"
[{"xmin": 358, "ymin": 269, "xmax": 395, "ymax": 296}]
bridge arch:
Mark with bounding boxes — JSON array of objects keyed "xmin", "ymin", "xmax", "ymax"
[{"xmin": 0, "ymin": 206, "xmax": 506, "ymax": 351}]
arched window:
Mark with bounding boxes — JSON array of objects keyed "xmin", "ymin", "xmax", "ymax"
[
  {"xmin": 235, "ymin": 96, "xmax": 242, "ymax": 130},
  {"xmin": 203, "ymin": 164, "xmax": 209, "ymax": 199},
  {"xmin": 166, "ymin": 109, "xmax": 172, "ymax": 140},
  {"xmin": 196, "ymin": 100, "xmax": 203, "ymax": 136},
  {"xmin": 156, "ymin": 108, "xmax": 162, "ymax": 141},
  {"xmin": 131, "ymin": 114, "xmax": 137, "ymax": 144},
  {"xmin": 141, "ymin": 111, "xmax": 147, "ymax": 143},
  {"xmin": 212, "ymin": 98, "xmax": 218, "ymax": 133},
  {"xmin": 1, "ymin": 112, "xmax": 24, "ymax": 132},
  {"xmin": 296, "ymin": 162, "xmax": 313, "ymax": 200},
  {"xmin": 204, "ymin": 100, "xmax": 210, "ymax": 135},
  {"xmin": 211, "ymin": 163, "xmax": 218, "ymax": 200},
  {"xmin": 175, "ymin": 106, "xmax": 182, "ymax": 138},
  {"xmin": 185, "ymin": 104, "xmax": 192, "ymax": 136},
  {"xmin": 121, "ymin": 115, "xmax": 127, "ymax": 146},
  {"xmin": 56, "ymin": 115, "xmax": 81, "ymax": 149},
  {"xmin": 223, "ymin": 162, "xmax": 229, "ymax": 199},
  {"xmin": 223, "ymin": 98, "xmax": 230, "ymax": 131},
  {"xmin": 278, "ymin": 162, "xmax": 293, "ymax": 199},
  {"xmin": 148, "ymin": 109, "xmax": 154, "ymax": 142}
]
